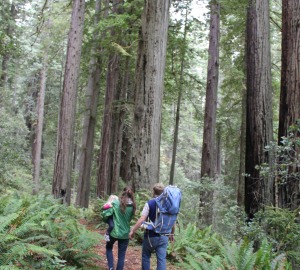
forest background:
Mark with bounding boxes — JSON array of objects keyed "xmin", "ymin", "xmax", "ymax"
[{"xmin": 1, "ymin": 0, "xmax": 300, "ymax": 269}]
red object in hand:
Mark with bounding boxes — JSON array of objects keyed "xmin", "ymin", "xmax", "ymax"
[{"xmin": 102, "ymin": 203, "xmax": 112, "ymax": 210}]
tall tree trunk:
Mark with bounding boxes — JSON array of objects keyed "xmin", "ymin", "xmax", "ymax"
[
  {"xmin": 169, "ymin": 6, "xmax": 189, "ymax": 186},
  {"xmin": 120, "ymin": 61, "xmax": 135, "ymax": 185},
  {"xmin": 215, "ymin": 124, "xmax": 222, "ymax": 176},
  {"xmin": 97, "ymin": 0, "xmax": 123, "ymax": 197},
  {"xmin": 199, "ymin": 0, "xmax": 220, "ymax": 227},
  {"xmin": 237, "ymin": 86, "xmax": 246, "ymax": 207},
  {"xmin": 76, "ymin": 0, "xmax": 104, "ymax": 208},
  {"xmin": 97, "ymin": 54, "xmax": 120, "ymax": 197},
  {"xmin": 111, "ymin": 57, "xmax": 131, "ymax": 193},
  {"xmin": 130, "ymin": 0, "xmax": 170, "ymax": 190},
  {"xmin": 52, "ymin": 0, "xmax": 85, "ymax": 205},
  {"xmin": 277, "ymin": 0, "xmax": 300, "ymax": 210},
  {"xmin": 32, "ymin": 60, "xmax": 47, "ymax": 195},
  {"xmin": 245, "ymin": 0, "xmax": 273, "ymax": 218}
]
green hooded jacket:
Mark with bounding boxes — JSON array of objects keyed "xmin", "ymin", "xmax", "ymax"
[{"xmin": 101, "ymin": 199, "xmax": 134, "ymax": 239}]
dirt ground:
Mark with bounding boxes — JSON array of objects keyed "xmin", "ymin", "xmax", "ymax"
[{"xmin": 82, "ymin": 220, "xmax": 180, "ymax": 270}]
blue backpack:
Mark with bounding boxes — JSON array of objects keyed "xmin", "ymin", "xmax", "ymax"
[{"xmin": 143, "ymin": 185, "xmax": 182, "ymax": 234}]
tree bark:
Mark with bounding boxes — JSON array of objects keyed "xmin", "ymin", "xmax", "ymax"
[
  {"xmin": 52, "ymin": 0, "xmax": 85, "ymax": 205},
  {"xmin": 237, "ymin": 86, "xmax": 246, "ymax": 207},
  {"xmin": 245, "ymin": 0, "xmax": 273, "ymax": 217},
  {"xmin": 97, "ymin": 0, "xmax": 123, "ymax": 197},
  {"xmin": 199, "ymin": 0, "xmax": 220, "ymax": 226},
  {"xmin": 76, "ymin": 0, "xmax": 103, "ymax": 208},
  {"xmin": 131, "ymin": 0, "xmax": 170, "ymax": 190},
  {"xmin": 277, "ymin": 0, "xmax": 300, "ymax": 210},
  {"xmin": 111, "ymin": 57, "xmax": 131, "ymax": 193},
  {"xmin": 32, "ymin": 60, "xmax": 47, "ymax": 195},
  {"xmin": 97, "ymin": 54, "xmax": 120, "ymax": 197}
]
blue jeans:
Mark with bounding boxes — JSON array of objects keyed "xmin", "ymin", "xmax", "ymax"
[
  {"xmin": 142, "ymin": 235, "xmax": 169, "ymax": 270},
  {"xmin": 106, "ymin": 236, "xmax": 129, "ymax": 270}
]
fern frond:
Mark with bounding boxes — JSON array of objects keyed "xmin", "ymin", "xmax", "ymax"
[
  {"xmin": 26, "ymin": 243, "xmax": 59, "ymax": 257},
  {"xmin": 271, "ymin": 253, "xmax": 288, "ymax": 270},
  {"xmin": 0, "ymin": 266, "xmax": 21, "ymax": 270},
  {"xmin": 0, "ymin": 213, "xmax": 19, "ymax": 232}
]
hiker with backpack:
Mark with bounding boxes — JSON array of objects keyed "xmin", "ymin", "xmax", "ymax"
[
  {"xmin": 129, "ymin": 183, "xmax": 182, "ymax": 270},
  {"xmin": 102, "ymin": 187, "xmax": 136, "ymax": 270}
]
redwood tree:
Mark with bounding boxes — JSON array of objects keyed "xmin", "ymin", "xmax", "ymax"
[
  {"xmin": 96, "ymin": 0, "xmax": 123, "ymax": 197},
  {"xmin": 52, "ymin": 0, "xmax": 85, "ymax": 205},
  {"xmin": 277, "ymin": 0, "xmax": 300, "ymax": 210},
  {"xmin": 32, "ymin": 59, "xmax": 47, "ymax": 195},
  {"xmin": 76, "ymin": 0, "xmax": 104, "ymax": 208},
  {"xmin": 199, "ymin": 0, "xmax": 220, "ymax": 226},
  {"xmin": 244, "ymin": 0, "xmax": 273, "ymax": 218},
  {"xmin": 130, "ymin": 0, "xmax": 170, "ymax": 190}
]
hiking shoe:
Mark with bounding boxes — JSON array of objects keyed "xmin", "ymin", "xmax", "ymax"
[{"xmin": 104, "ymin": 233, "xmax": 110, "ymax": 242}]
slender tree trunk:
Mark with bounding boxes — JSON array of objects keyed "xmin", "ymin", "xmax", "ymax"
[
  {"xmin": 169, "ymin": 6, "xmax": 188, "ymax": 186},
  {"xmin": 277, "ymin": 0, "xmax": 300, "ymax": 210},
  {"xmin": 237, "ymin": 86, "xmax": 246, "ymax": 207},
  {"xmin": 111, "ymin": 57, "xmax": 131, "ymax": 192},
  {"xmin": 199, "ymin": 0, "xmax": 220, "ymax": 227},
  {"xmin": 97, "ymin": 0, "xmax": 123, "ymax": 197},
  {"xmin": 215, "ymin": 125, "xmax": 222, "ymax": 176},
  {"xmin": 97, "ymin": 54, "xmax": 120, "ymax": 197},
  {"xmin": 130, "ymin": 0, "xmax": 170, "ymax": 190},
  {"xmin": 32, "ymin": 60, "xmax": 47, "ymax": 195},
  {"xmin": 245, "ymin": 0, "xmax": 273, "ymax": 217},
  {"xmin": 52, "ymin": 0, "xmax": 85, "ymax": 205},
  {"xmin": 76, "ymin": 0, "xmax": 103, "ymax": 208},
  {"xmin": 120, "ymin": 59, "xmax": 135, "ymax": 185}
]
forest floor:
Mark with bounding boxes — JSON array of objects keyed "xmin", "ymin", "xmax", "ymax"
[{"xmin": 81, "ymin": 219, "xmax": 181, "ymax": 270}]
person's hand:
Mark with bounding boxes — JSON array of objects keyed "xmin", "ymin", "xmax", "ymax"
[
  {"xmin": 168, "ymin": 234, "xmax": 174, "ymax": 242},
  {"xmin": 129, "ymin": 230, "xmax": 134, "ymax": 240}
]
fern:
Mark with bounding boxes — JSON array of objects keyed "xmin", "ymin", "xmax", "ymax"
[
  {"xmin": 271, "ymin": 253, "xmax": 290, "ymax": 270},
  {"xmin": 0, "ymin": 193, "xmax": 101, "ymax": 269},
  {"xmin": 216, "ymin": 239, "xmax": 256, "ymax": 270},
  {"xmin": 0, "ymin": 213, "xmax": 19, "ymax": 232},
  {"xmin": 199, "ymin": 256, "xmax": 224, "ymax": 270}
]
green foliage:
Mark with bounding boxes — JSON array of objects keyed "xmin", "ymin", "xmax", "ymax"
[
  {"xmin": 168, "ymin": 223, "xmax": 220, "ymax": 267},
  {"xmin": 217, "ymin": 239, "xmax": 256, "ymax": 270},
  {"xmin": 169, "ymin": 223, "xmax": 291, "ymax": 269},
  {"xmin": 0, "ymin": 193, "xmax": 101, "ymax": 269},
  {"xmin": 243, "ymin": 207, "xmax": 300, "ymax": 268},
  {"xmin": 0, "ymin": 108, "xmax": 31, "ymax": 192}
]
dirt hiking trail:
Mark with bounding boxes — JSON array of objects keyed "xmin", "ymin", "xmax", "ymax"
[{"xmin": 82, "ymin": 220, "xmax": 181, "ymax": 270}]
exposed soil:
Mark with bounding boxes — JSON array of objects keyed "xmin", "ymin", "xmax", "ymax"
[{"xmin": 81, "ymin": 220, "xmax": 180, "ymax": 270}]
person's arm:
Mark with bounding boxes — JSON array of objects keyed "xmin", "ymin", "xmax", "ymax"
[
  {"xmin": 129, "ymin": 215, "xmax": 147, "ymax": 239},
  {"xmin": 129, "ymin": 202, "xmax": 149, "ymax": 239}
]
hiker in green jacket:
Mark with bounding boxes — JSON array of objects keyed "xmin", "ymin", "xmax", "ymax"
[{"xmin": 105, "ymin": 187, "xmax": 136, "ymax": 270}]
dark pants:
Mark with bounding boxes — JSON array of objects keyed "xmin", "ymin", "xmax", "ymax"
[{"xmin": 106, "ymin": 235, "xmax": 129, "ymax": 270}]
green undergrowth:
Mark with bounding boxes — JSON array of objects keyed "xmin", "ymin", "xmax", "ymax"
[
  {"xmin": 166, "ymin": 221, "xmax": 292, "ymax": 270},
  {"xmin": 0, "ymin": 193, "xmax": 101, "ymax": 269}
]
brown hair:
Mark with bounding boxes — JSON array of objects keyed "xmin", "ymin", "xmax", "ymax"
[
  {"xmin": 120, "ymin": 187, "xmax": 136, "ymax": 214},
  {"xmin": 153, "ymin": 183, "xmax": 165, "ymax": 197}
]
